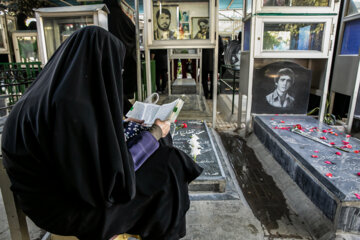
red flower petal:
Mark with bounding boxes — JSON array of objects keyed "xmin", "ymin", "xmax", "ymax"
[
  {"xmin": 357, "ymin": 172, "xmax": 360, "ymax": 176},
  {"xmin": 324, "ymin": 161, "xmax": 333, "ymax": 164},
  {"xmin": 183, "ymin": 123, "xmax": 188, "ymax": 128},
  {"xmin": 326, "ymin": 173, "xmax": 333, "ymax": 178},
  {"xmin": 346, "ymin": 134, "xmax": 351, "ymax": 138},
  {"xmin": 355, "ymin": 193, "xmax": 360, "ymax": 200},
  {"xmin": 174, "ymin": 120, "xmax": 178, "ymax": 123},
  {"xmin": 271, "ymin": 118, "xmax": 274, "ymax": 120},
  {"xmin": 334, "ymin": 133, "xmax": 338, "ymax": 136},
  {"xmin": 354, "ymin": 150, "xmax": 360, "ymax": 153},
  {"xmin": 335, "ymin": 152, "xmax": 341, "ymax": 155},
  {"xmin": 309, "ymin": 129, "xmax": 314, "ymax": 132},
  {"xmin": 346, "ymin": 144, "xmax": 352, "ymax": 149},
  {"xmin": 322, "ymin": 130, "xmax": 327, "ymax": 133},
  {"xmin": 342, "ymin": 141, "xmax": 349, "ymax": 145},
  {"xmin": 320, "ymin": 136, "xmax": 327, "ymax": 140},
  {"xmin": 280, "ymin": 120, "xmax": 285, "ymax": 123},
  {"xmin": 330, "ymin": 142, "xmax": 335, "ymax": 145},
  {"xmin": 311, "ymin": 155, "xmax": 318, "ymax": 158},
  {"xmin": 314, "ymin": 150, "xmax": 319, "ymax": 153}
]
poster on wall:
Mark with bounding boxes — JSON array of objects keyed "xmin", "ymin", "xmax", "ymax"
[
  {"xmin": 153, "ymin": 4, "xmax": 179, "ymax": 40},
  {"xmin": 191, "ymin": 17, "xmax": 209, "ymax": 39},
  {"xmin": 251, "ymin": 61, "xmax": 312, "ymax": 114}
]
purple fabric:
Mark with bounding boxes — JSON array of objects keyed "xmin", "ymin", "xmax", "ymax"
[{"xmin": 128, "ymin": 131, "xmax": 159, "ymax": 171}]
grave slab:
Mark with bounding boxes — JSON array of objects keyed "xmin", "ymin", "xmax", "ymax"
[
  {"xmin": 172, "ymin": 78, "xmax": 197, "ymax": 94},
  {"xmin": 171, "ymin": 120, "xmax": 226, "ymax": 193},
  {"xmin": 253, "ymin": 115, "xmax": 360, "ymax": 236}
]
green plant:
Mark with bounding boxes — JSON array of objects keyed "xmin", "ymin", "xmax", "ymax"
[{"xmin": 307, "ymin": 96, "xmax": 338, "ymax": 125}]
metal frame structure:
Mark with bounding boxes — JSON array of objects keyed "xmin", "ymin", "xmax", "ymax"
[
  {"xmin": 238, "ymin": 0, "xmax": 341, "ymax": 134},
  {"xmin": 329, "ymin": 0, "xmax": 360, "ymax": 132},
  {"xmin": 11, "ymin": 31, "xmax": 40, "ymax": 63},
  {"xmin": 143, "ymin": 0, "xmax": 219, "ymax": 127},
  {"xmin": 34, "ymin": 4, "xmax": 109, "ymax": 65}
]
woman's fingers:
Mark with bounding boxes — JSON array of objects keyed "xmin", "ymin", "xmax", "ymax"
[{"xmin": 154, "ymin": 119, "xmax": 170, "ymax": 138}]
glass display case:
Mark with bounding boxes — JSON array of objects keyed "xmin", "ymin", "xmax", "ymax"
[
  {"xmin": 0, "ymin": 15, "xmax": 17, "ymax": 54},
  {"xmin": 144, "ymin": 0, "xmax": 216, "ymax": 47},
  {"xmin": 35, "ymin": 4, "xmax": 109, "ymax": 64},
  {"xmin": 12, "ymin": 31, "xmax": 39, "ymax": 63},
  {"xmin": 254, "ymin": 17, "xmax": 333, "ymax": 58}
]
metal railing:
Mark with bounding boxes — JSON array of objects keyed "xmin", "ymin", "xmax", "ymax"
[{"xmin": 0, "ymin": 62, "xmax": 42, "ymax": 115}]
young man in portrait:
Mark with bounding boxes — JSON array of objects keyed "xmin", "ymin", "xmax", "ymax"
[{"xmin": 266, "ymin": 68, "xmax": 295, "ymax": 108}]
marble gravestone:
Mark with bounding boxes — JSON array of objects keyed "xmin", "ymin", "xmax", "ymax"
[
  {"xmin": 171, "ymin": 78, "xmax": 197, "ymax": 94},
  {"xmin": 171, "ymin": 120, "xmax": 226, "ymax": 192},
  {"xmin": 253, "ymin": 115, "xmax": 360, "ymax": 235},
  {"xmin": 252, "ymin": 61, "xmax": 312, "ymax": 114}
]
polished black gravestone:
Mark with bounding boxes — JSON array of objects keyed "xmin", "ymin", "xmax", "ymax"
[
  {"xmin": 171, "ymin": 120, "xmax": 226, "ymax": 192},
  {"xmin": 253, "ymin": 115, "xmax": 360, "ymax": 235}
]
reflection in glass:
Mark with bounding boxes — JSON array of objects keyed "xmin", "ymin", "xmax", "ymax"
[
  {"xmin": 152, "ymin": 0, "xmax": 210, "ymax": 40},
  {"xmin": 347, "ymin": 0, "xmax": 360, "ymax": 16},
  {"xmin": 7, "ymin": 19, "xmax": 16, "ymax": 32},
  {"xmin": 244, "ymin": 19, "xmax": 251, "ymax": 51},
  {"xmin": 16, "ymin": 36, "xmax": 39, "ymax": 62},
  {"xmin": 246, "ymin": 0, "xmax": 252, "ymax": 14},
  {"xmin": 0, "ymin": 24, "xmax": 4, "ymax": 49},
  {"xmin": 263, "ymin": 23, "xmax": 324, "ymax": 51},
  {"xmin": 263, "ymin": 0, "xmax": 329, "ymax": 6},
  {"xmin": 43, "ymin": 16, "xmax": 93, "ymax": 59},
  {"xmin": 341, "ymin": 19, "xmax": 360, "ymax": 55}
]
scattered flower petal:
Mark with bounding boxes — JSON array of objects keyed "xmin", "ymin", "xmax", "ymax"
[
  {"xmin": 322, "ymin": 130, "xmax": 327, "ymax": 133},
  {"xmin": 311, "ymin": 155, "xmax": 318, "ymax": 158},
  {"xmin": 320, "ymin": 136, "xmax": 327, "ymax": 140},
  {"xmin": 354, "ymin": 150, "xmax": 360, "ymax": 153},
  {"xmin": 324, "ymin": 161, "xmax": 335, "ymax": 165},
  {"xmin": 342, "ymin": 141, "xmax": 349, "ymax": 145},
  {"xmin": 295, "ymin": 124, "xmax": 302, "ymax": 130},
  {"xmin": 346, "ymin": 134, "xmax": 351, "ymax": 138},
  {"xmin": 330, "ymin": 142, "xmax": 335, "ymax": 145},
  {"xmin": 183, "ymin": 123, "xmax": 188, "ymax": 128},
  {"xmin": 345, "ymin": 144, "xmax": 352, "ymax": 149},
  {"xmin": 174, "ymin": 120, "xmax": 178, "ymax": 123},
  {"xmin": 309, "ymin": 129, "xmax": 314, "ymax": 132},
  {"xmin": 314, "ymin": 150, "xmax": 319, "ymax": 153},
  {"xmin": 357, "ymin": 172, "xmax": 360, "ymax": 176},
  {"xmin": 335, "ymin": 133, "xmax": 338, "ymax": 136},
  {"xmin": 335, "ymin": 152, "xmax": 341, "ymax": 155},
  {"xmin": 326, "ymin": 173, "xmax": 333, "ymax": 178},
  {"xmin": 355, "ymin": 193, "xmax": 360, "ymax": 200},
  {"xmin": 271, "ymin": 118, "xmax": 274, "ymax": 120},
  {"xmin": 280, "ymin": 120, "xmax": 285, "ymax": 123}
]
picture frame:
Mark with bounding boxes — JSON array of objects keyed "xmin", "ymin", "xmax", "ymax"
[
  {"xmin": 152, "ymin": 4, "xmax": 179, "ymax": 40},
  {"xmin": 191, "ymin": 17, "xmax": 209, "ymax": 39},
  {"xmin": 180, "ymin": 23, "xmax": 190, "ymax": 39}
]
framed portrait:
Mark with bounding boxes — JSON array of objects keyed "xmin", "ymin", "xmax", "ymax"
[
  {"xmin": 152, "ymin": 4, "xmax": 179, "ymax": 41},
  {"xmin": 191, "ymin": 17, "xmax": 209, "ymax": 40},
  {"xmin": 180, "ymin": 23, "xmax": 190, "ymax": 39},
  {"xmin": 251, "ymin": 61, "xmax": 312, "ymax": 114},
  {"xmin": 181, "ymin": 10, "xmax": 189, "ymax": 22}
]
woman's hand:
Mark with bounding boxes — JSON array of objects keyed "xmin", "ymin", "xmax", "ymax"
[
  {"xmin": 154, "ymin": 119, "xmax": 170, "ymax": 138},
  {"xmin": 124, "ymin": 118, "xmax": 145, "ymax": 125}
]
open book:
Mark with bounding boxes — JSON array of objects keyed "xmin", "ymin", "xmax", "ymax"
[{"xmin": 126, "ymin": 98, "xmax": 184, "ymax": 126}]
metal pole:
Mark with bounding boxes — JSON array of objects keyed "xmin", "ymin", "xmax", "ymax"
[
  {"xmin": 135, "ymin": 0, "xmax": 142, "ymax": 100},
  {"xmin": 2, "ymin": 10, "xmax": 14, "ymax": 63},
  {"xmin": 168, "ymin": 49, "xmax": 171, "ymax": 95},
  {"xmin": 346, "ymin": 56, "xmax": 360, "ymax": 133},
  {"xmin": 212, "ymin": 0, "xmax": 219, "ymax": 128}
]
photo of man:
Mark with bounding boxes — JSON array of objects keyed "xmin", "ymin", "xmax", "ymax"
[
  {"xmin": 153, "ymin": 7, "xmax": 177, "ymax": 40},
  {"xmin": 266, "ymin": 68, "xmax": 295, "ymax": 108},
  {"xmin": 192, "ymin": 17, "xmax": 209, "ymax": 39}
]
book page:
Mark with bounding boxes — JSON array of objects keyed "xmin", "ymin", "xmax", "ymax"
[
  {"xmin": 142, "ymin": 104, "xmax": 160, "ymax": 125},
  {"xmin": 126, "ymin": 101, "xmax": 146, "ymax": 120},
  {"xmin": 154, "ymin": 99, "xmax": 179, "ymax": 122}
]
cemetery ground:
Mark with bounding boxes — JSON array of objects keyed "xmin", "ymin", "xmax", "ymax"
[{"xmin": 0, "ymin": 98, "xmax": 336, "ymax": 240}]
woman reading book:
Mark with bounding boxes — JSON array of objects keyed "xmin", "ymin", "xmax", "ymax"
[{"xmin": 2, "ymin": 26, "xmax": 202, "ymax": 240}]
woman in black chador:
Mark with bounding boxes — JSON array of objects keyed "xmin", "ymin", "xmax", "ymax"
[{"xmin": 1, "ymin": 26, "xmax": 202, "ymax": 240}]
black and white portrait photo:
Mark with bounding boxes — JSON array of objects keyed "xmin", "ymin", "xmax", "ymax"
[
  {"xmin": 192, "ymin": 17, "xmax": 209, "ymax": 39},
  {"xmin": 251, "ymin": 61, "xmax": 312, "ymax": 114},
  {"xmin": 153, "ymin": 5, "xmax": 178, "ymax": 40}
]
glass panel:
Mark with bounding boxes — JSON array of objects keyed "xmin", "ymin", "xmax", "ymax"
[
  {"xmin": 16, "ymin": 36, "xmax": 39, "ymax": 62},
  {"xmin": 173, "ymin": 49, "xmax": 197, "ymax": 54},
  {"xmin": 152, "ymin": 0, "xmax": 210, "ymax": 40},
  {"xmin": 263, "ymin": 23, "xmax": 324, "ymax": 51},
  {"xmin": 0, "ymin": 19, "xmax": 5, "ymax": 49},
  {"xmin": 263, "ymin": 0, "xmax": 329, "ymax": 7},
  {"xmin": 246, "ymin": 0, "xmax": 252, "ymax": 14},
  {"xmin": 341, "ymin": 19, "xmax": 360, "ymax": 55},
  {"xmin": 347, "ymin": 0, "xmax": 360, "ymax": 16},
  {"xmin": 7, "ymin": 18, "xmax": 16, "ymax": 32},
  {"xmin": 244, "ymin": 19, "xmax": 251, "ymax": 51},
  {"xmin": 43, "ymin": 16, "xmax": 93, "ymax": 59}
]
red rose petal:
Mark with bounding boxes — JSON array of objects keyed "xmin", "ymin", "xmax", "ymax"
[
  {"xmin": 322, "ymin": 130, "xmax": 327, "ymax": 133},
  {"xmin": 357, "ymin": 172, "xmax": 360, "ymax": 176},
  {"xmin": 330, "ymin": 142, "xmax": 335, "ymax": 145},
  {"xmin": 354, "ymin": 150, "xmax": 360, "ymax": 153},
  {"xmin": 311, "ymin": 155, "xmax": 318, "ymax": 158},
  {"xmin": 280, "ymin": 120, "xmax": 285, "ymax": 123},
  {"xmin": 346, "ymin": 134, "xmax": 351, "ymax": 138},
  {"xmin": 320, "ymin": 136, "xmax": 327, "ymax": 140},
  {"xmin": 324, "ymin": 161, "xmax": 333, "ymax": 164},
  {"xmin": 314, "ymin": 150, "xmax": 319, "ymax": 153},
  {"xmin": 309, "ymin": 129, "xmax": 314, "ymax": 132},
  {"xmin": 346, "ymin": 144, "xmax": 352, "ymax": 149},
  {"xmin": 326, "ymin": 173, "xmax": 333, "ymax": 178},
  {"xmin": 335, "ymin": 133, "xmax": 338, "ymax": 136},
  {"xmin": 342, "ymin": 141, "xmax": 349, "ymax": 145},
  {"xmin": 183, "ymin": 123, "xmax": 188, "ymax": 128},
  {"xmin": 335, "ymin": 152, "xmax": 341, "ymax": 155},
  {"xmin": 355, "ymin": 193, "xmax": 360, "ymax": 200},
  {"xmin": 271, "ymin": 118, "xmax": 274, "ymax": 120}
]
